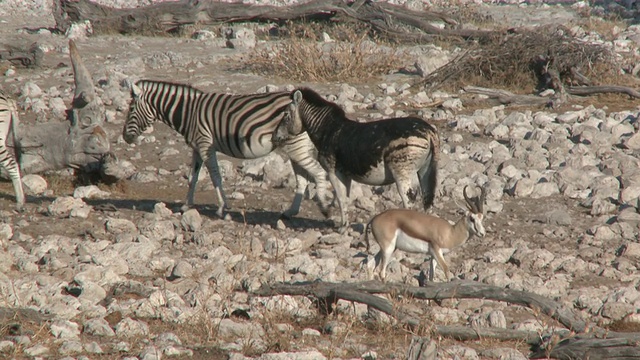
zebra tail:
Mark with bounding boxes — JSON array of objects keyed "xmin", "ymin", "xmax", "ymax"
[
  {"xmin": 9, "ymin": 105, "xmax": 21, "ymax": 172},
  {"xmin": 418, "ymin": 133, "xmax": 439, "ymax": 211}
]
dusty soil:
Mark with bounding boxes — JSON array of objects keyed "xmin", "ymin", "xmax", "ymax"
[{"xmin": 1, "ymin": 4, "xmax": 639, "ymax": 359}]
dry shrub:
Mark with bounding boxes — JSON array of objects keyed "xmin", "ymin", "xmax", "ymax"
[
  {"xmin": 424, "ymin": 25, "xmax": 619, "ymax": 93},
  {"xmin": 242, "ymin": 23, "xmax": 407, "ymax": 83},
  {"xmin": 608, "ymin": 319, "xmax": 640, "ymax": 332}
]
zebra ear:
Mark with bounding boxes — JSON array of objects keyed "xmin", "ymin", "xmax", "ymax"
[
  {"xmin": 292, "ymin": 90, "xmax": 303, "ymax": 105},
  {"xmin": 131, "ymin": 83, "xmax": 143, "ymax": 98}
]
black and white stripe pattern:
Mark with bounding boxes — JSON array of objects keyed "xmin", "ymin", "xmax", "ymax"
[
  {"xmin": 123, "ymin": 80, "xmax": 329, "ymax": 218},
  {"xmin": 0, "ymin": 91, "xmax": 25, "ymax": 211}
]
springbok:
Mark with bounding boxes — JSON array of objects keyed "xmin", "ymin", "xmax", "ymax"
[
  {"xmin": 364, "ymin": 185, "xmax": 486, "ymax": 282},
  {"xmin": 273, "ymin": 88, "xmax": 440, "ymax": 233}
]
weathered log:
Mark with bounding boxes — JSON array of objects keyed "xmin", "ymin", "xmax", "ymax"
[
  {"xmin": 252, "ymin": 279, "xmax": 587, "ymax": 333},
  {"xmin": 530, "ymin": 335, "xmax": 640, "ymax": 360},
  {"xmin": 0, "ymin": 42, "xmax": 43, "ymax": 68},
  {"xmin": 434, "ymin": 325, "xmax": 542, "ymax": 343},
  {"xmin": 54, "ymin": 0, "xmax": 494, "ymax": 42},
  {"xmin": 462, "ymin": 84, "xmax": 640, "ymax": 109},
  {"xmin": 567, "ymin": 85, "xmax": 640, "ymax": 99},
  {"xmin": 463, "ymin": 86, "xmax": 551, "ymax": 107}
]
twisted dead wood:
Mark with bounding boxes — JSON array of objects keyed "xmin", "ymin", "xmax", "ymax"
[
  {"xmin": 53, "ymin": 0, "xmax": 494, "ymax": 41},
  {"xmin": 530, "ymin": 335, "xmax": 640, "ymax": 359},
  {"xmin": 0, "ymin": 43, "xmax": 43, "ymax": 68},
  {"xmin": 567, "ymin": 85, "xmax": 640, "ymax": 99},
  {"xmin": 252, "ymin": 279, "xmax": 587, "ymax": 333},
  {"xmin": 463, "ymin": 86, "xmax": 551, "ymax": 106}
]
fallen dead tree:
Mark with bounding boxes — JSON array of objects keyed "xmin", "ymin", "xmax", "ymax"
[
  {"xmin": 530, "ymin": 335, "xmax": 640, "ymax": 359},
  {"xmin": 253, "ymin": 279, "xmax": 586, "ymax": 331},
  {"xmin": 422, "ymin": 25, "xmax": 640, "ymax": 106},
  {"xmin": 53, "ymin": 0, "xmax": 493, "ymax": 41},
  {"xmin": 252, "ymin": 279, "xmax": 640, "ymax": 358},
  {"xmin": 462, "ymin": 84, "xmax": 640, "ymax": 109}
]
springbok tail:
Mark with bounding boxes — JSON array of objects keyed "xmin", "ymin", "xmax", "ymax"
[
  {"xmin": 364, "ymin": 218, "xmax": 373, "ymax": 253},
  {"xmin": 418, "ymin": 136, "xmax": 439, "ymax": 210}
]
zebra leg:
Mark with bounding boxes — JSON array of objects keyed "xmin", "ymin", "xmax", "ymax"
[
  {"xmin": 393, "ymin": 169, "xmax": 419, "ymax": 209},
  {"xmin": 1, "ymin": 155, "xmax": 24, "ymax": 211},
  {"xmin": 280, "ymin": 133, "xmax": 331, "ymax": 218},
  {"xmin": 281, "ymin": 161, "xmax": 308, "ymax": 219},
  {"xmin": 203, "ymin": 151, "xmax": 229, "ymax": 218},
  {"xmin": 185, "ymin": 150, "xmax": 203, "ymax": 208},
  {"xmin": 328, "ymin": 169, "xmax": 351, "ymax": 234}
]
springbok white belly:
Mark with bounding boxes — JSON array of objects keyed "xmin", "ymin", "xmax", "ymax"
[{"xmin": 394, "ymin": 229, "xmax": 431, "ymax": 254}]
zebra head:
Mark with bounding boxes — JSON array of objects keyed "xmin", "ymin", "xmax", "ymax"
[
  {"xmin": 123, "ymin": 82, "xmax": 157, "ymax": 144},
  {"xmin": 273, "ymin": 90, "xmax": 304, "ymax": 146}
]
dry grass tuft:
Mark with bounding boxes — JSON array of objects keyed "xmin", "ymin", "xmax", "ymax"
[
  {"xmin": 45, "ymin": 173, "xmax": 76, "ymax": 195},
  {"xmin": 241, "ymin": 22, "xmax": 407, "ymax": 83},
  {"xmin": 608, "ymin": 319, "xmax": 640, "ymax": 332}
]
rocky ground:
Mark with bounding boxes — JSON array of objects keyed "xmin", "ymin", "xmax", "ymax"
[{"xmin": 1, "ymin": 0, "xmax": 640, "ymax": 359}]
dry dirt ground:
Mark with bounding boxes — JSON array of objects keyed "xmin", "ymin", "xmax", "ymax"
[{"xmin": 1, "ymin": 4, "xmax": 640, "ymax": 359}]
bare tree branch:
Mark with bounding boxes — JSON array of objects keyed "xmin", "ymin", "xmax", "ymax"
[{"xmin": 252, "ymin": 280, "xmax": 587, "ymax": 333}]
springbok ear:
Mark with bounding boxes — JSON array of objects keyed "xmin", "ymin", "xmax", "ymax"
[
  {"xmin": 452, "ymin": 196, "xmax": 468, "ymax": 214},
  {"xmin": 292, "ymin": 90, "xmax": 303, "ymax": 105},
  {"xmin": 131, "ymin": 83, "xmax": 143, "ymax": 98}
]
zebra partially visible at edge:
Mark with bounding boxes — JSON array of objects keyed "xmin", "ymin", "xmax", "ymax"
[
  {"xmin": 0, "ymin": 91, "xmax": 25, "ymax": 211},
  {"xmin": 123, "ymin": 80, "xmax": 331, "ymax": 218}
]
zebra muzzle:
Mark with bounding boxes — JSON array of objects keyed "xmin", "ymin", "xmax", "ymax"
[{"xmin": 123, "ymin": 132, "xmax": 137, "ymax": 144}]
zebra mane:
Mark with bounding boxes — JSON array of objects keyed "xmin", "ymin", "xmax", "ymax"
[
  {"xmin": 296, "ymin": 87, "xmax": 346, "ymax": 119},
  {"xmin": 136, "ymin": 79, "xmax": 204, "ymax": 94}
]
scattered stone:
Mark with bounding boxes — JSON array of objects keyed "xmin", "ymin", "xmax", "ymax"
[
  {"xmin": 83, "ymin": 318, "xmax": 116, "ymax": 337},
  {"xmin": 105, "ymin": 218, "xmax": 137, "ymax": 235},
  {"xmin": 21, "ymin": 174, "xmax": 48, "ymax": 195},
  {"xmin": 47, "ymin": 196, "xmax": 88, "ymax": 217},
  {"xmin": 181, "ymin": 208, "xmax": 202, "ymax": 232},
  {"xmin": 24, "ymin": 344, "xmax": 49, "ymax": 357},
  {"xmin": 115, "ymin": 318, "xmax": 150, "ymax": 337},
  {"xmin": 170, "ymin": 260, "xmax": 194, "ymax": 279},
  {"xmin": 73, "ymin": 185, "xmax": 110, "ymax": 199},
  {"xmin": 50, "ymin": 320, "xmax": 80, "ymax": 339},
  {"xmin": 543, "ymin": 209, "xmax": 572, "ymax": 226}
]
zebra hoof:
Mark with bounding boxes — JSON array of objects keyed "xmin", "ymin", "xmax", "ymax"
[
  {"xmin": 280, "ymin": 210, "xmax": 297, "ymax": 220},
  {"xmin": 15, "ymin": 205, "xmax": 25, "ymax": 213}
]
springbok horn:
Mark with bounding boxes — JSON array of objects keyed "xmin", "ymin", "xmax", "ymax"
[{"xmin": 463, "ymin": 185, "xmax": 478, "ymax": 213}]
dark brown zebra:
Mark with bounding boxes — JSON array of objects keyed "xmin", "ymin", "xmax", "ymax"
[{"xmin": 274, "ymin": 88, "xmax": 440, "ymax": 233}]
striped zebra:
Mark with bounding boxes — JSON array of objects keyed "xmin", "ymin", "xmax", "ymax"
[
  {"xmin": 0, "ymin": 91, "xmax": 25, "ymax": 211},
  {"xmin": 123, "ymin": 80, "xmax": 330, "ymax": 218}
]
